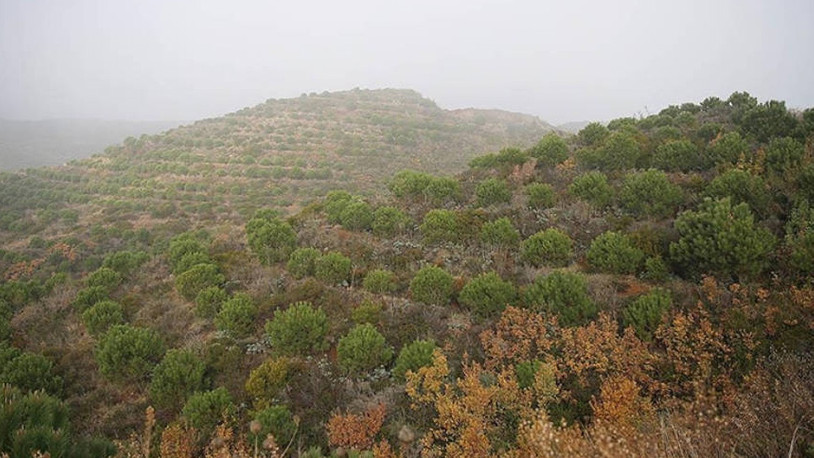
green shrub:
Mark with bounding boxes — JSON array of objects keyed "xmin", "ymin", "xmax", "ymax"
[
  {"xmin": 389, "ymin": 170, "xmax": 460, "ymax": 203},
  {"xmin": 642, "ymin": 256, "xmax": 670, "ymax": 282},
  {"xmin": 351, "ymin": 300, "xmax": 383, "ymax": 325},
  {"xmin": 0, "ymin": 352, "xmax": 62, "ymax": 394},
  {"xmin": 0, "ymin": 387, "xmax": 71, "ymax": 457},
  {"xmin": 458, "ymin": 272, "xmax": 517, "ymax": 319},
  {"xmin": 765, "ymin": 137, "xmax": 805, "ymax": 174},
  {"xmin": 81, "ymin": 300, "xmax": 125, "ymax": 336},
  {"xmin": 525, "ymin": 183, "xmax": 556, "ymax": 209},
  {"xmin": 102, "ymin": 250, "xmax": 149, "ymax": 276},
  {"xmin": 476, "ymin": 178, "xmax": 512, "ymax": 207},
  {"xmin": 215, "ymin": 293, "xmax": 257, "ymax": 338},
  {"xmin": 246, "ymin": 215, "xmax": 298, "ymax": 265},
  {"xmin": 653, "ymin": 140, "xmax": 704, "ymax": 171},
  {"xmin": 784, "ymin": 200, "xmax": 814, "ymax": 276},
  {"xmin": 265, "ymin": 302, "xmax": 329, "ymax": 355},
  {"xmin": 172, "ymin": 251, "xmax": 211, "ymax": 275},
  {"xmin": 622, "ymin": 289, "xmax": 672, "ymax": 341},
  {"xmin": 287, "ymin": 248, "xmax": 321, "ymax": 279},
  {"xmin": 706, "ymin": 169, "xmax": 770, "ymax": 216},
  {"xmin": 72, "ymin": 286, "xmax": 109, "ymax": 312},
  {"xmin": 372, "ymin": 206, "xmax": 410, "ymax": 237},
  {"xmin": 409, "ymin": 266, "xmax": 454, "ymax": 306},
  {"xmin": 420, "ymin": 209, "xmax": 460, "ymax": 244},
  {"xmin": 339, "ymin": 200, "xmax": 374, "ymax": 231},
  {"xmin": 363, "ymin": 269, "xmax": 396, "ymax": 294},
  {"xmin": 670, "ymin": 198, "xmax": 776, "ymax": 279},
  {"xmin": 480, "ymin": 217, "xmax": 521, "ymax": 248},
  {"xmin": 425, "ymin": 176, "xmax": 461, "ymax": 203},
  {"xmin": 529, "ymin": 133, "xmax": 569, "ymax": 166},
  {"xmin": 577, "ymin": 122, "xmax": 609, "ymax": 147},
  {"xmin": 586, "ymin": 231, "xmax": 645, "ymax": 274},
  {"xmin": 569, "ymin": 172, "xmax": 613, "ymax": 208},
  {"xmin": 524, "ymin": 271, "xmax": 596, "ymax": 327},
  {"xmin": 250, "ymin": 405, "xmax": 297, "ymax": 446},
  {"xmin": 175, "ymin": 263, "xmax": 225, "ymax": 301},
  {"xmin": 515, "ymin": 359, "xmax": 543, "ymax": 389},
  {"xmin": 245, "ymin": 357, "xmax": 291, "ymax": 405},
  {"xmin": 181, "ymin": 387, "xmax": 234, "ymax": 431},
  {"xmin": 168, "ymin": 238, "xmax": 207, "ymax": 272},
  {"xmin": 324, "ymin": 191, "xmax": 353, "ymax": 223},
  {"xmin": 393, "ymin": 339, "xmax": 436, "ymax": 381},
  {"xmin": 708, "ymin": 131, "xmax": 748, "ymax": 165},
  {"xmin": 149, "ymin": 349, "xmax": 207, "ymax": 410},
  {"xmin": 195, "ymin": 286, "xmax": 228, "ymax": 319},
  {"xmin": 86, "ymin": 267, "xmax": 122, "ymax": 292},
  {"xmin": 337, "ymin": 323, "xmax": 394, "ymax": 374},
  {"xmin": 520, "ymin": 228, "xmax": 573, "ymax": 267},
  {"xmin": 95, "ymin": 325, "xmax": 165, "ymax": 383},
  {"xmin": 584, "ymin": 131, "xmax": 641, "ymax": 170},
  {"xmin": 619, "ymin": 170, "xmax": 682, "ymax": 217},
  {"xmin": 314, "ymin": 252, "xmax": 351, "ymax": 285}
]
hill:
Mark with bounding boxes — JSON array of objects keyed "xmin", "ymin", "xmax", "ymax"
[
  {"xmin": 0, "ymin": 118, "xmax": 181, "ymax": 170},
  {"xmin": 0, "ymin": 90, "xmax": 813, "ymax": 457},
  {"xmin": 0, "ymin": 88, "xmax": 552, "ymax": 245}
]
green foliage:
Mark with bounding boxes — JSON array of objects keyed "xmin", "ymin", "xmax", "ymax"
[
  {"xmin": 172, "ymin": 251, "xmax": 211, "ymax": 275},
  {"xmin": 351, "ymin": 300, "xmax": 383, "ymax": 325},
  {"xmin": 708, "ymin": 131, "xmax": 748, "ymax": 165},
  {"xmin": 339, "ymin": 200, "xmax": 374, "ymax": 231},
  {"xmin": 337, "ymin": 323, "xmax": 394, "ymax": 374},
  {"xmin": 524, "ymin": 271, "xmax": 596, "ymax": 327},
  {"xmin": 623, "ymin": 289, "xmax": 672, "ymax": 341},
  {"xmin": 314, "ymin": 252, "xmax": 351, "ymax": 285},
  {"xmin": 469, "ymin": 147, "xmax": 530, "ymax": 169},
  {"xmin": 181, "ymin": 387, "xmax": 234, "ymax": 431},
  {"xmin": 420, "ymin": 209, "xmax": 460, "ymax": 244},
  {"xmin": 246, "ymin": 357, "xmax": 291, "ymax": 405},
  {"xmin": 95, "ymin": 324, "xmax": 165, "ymax": 383},
  {"xmin": 577, "ymin": 122, "xmax": 609, "ymax": 147},
  {"xmin": 86, "ymin": 267, "xmax": 123, "ymax": 292},
  {"xmin": 476, "ymin": 178, "xmax": 512, "ymax": 207},
  {"xmin": 266, "ymin": 302, "xmax": 329, "ymax": 355},
  {"xmin": 587, "ymin": 231, "xmax": 645, "ymax": 274},
  {"xmin": 458, "ymin": 272, "xmax": 517, "ymax": 318},
  {"xmin": 246, "ymin": 214, "xmax": 298, "ymax": 265},
  {"xmin": 706, "ymin": 169, "xmax": 770, "ymax": 215},
  {"xmin": 642, "ymin": 256, "xmax": 670, "ymax": 282},
  {"xmin": 372, "ymin": 206, "xmax": 410, "ymax": 237},
  {"xmin": 480, "ymin": 217, "xmax": 521, "ymax": 248},
  {"xmin": 0, "ymin": 352, "xmax": 62, "ymax": 394},
  {"xmin": 149, "ymin": 349, "xmax": 207, "ymax": 410},
  {"xmin": 175, "ymin": 263, "xmax": 225, "ymax": 301},
  {"xmin": 740, "ymin": 100, "xmax": 800, "ymax": 143},
  {"xmin": 250, "ymin": 405, "xmax": 297, "ymax": 446},
  {"xmin": 620, "ymin": 170, "xmax": 682, "ymax": 217},
  {"xmin": 569, "ymin": 172, "xmax": 613, "ymax": 208},
  {"xmin": 81, "ymin": 300, "xmax": 125, "ymax": 336},
  {"xmin": 784, "ymin": 200, "xmax": 814, "ymax": 276},
  {"xmin": 529, "ymin": 133, "xmax": 569, "ymax": 166},
  {"xmin": 0, "ymin": 386, "xmax": 71, "ymax": 457},
  {"xmin": 168, "ymin": 237, "xmax": 208, "ymax": 273},
  {"xmin": 670, "ymin": 198, "xmax": 776, "ymax": 279},
  {"xmin": 581, "ymin": 131, "xmax": 641, "ymax": 170},
  {"xmin": 653, "ymin": 139, "xmax": 704, "ymax": 171},
  {"xmin": 409, "ymin": 266, "xmax": 454, "ymax": 306},
  {"xmin": 363, "ymin": 269, "xmax": 396, "ymax": 294},
  {"xmin": 287, "ymin": 247, "xmax": 322, "ymax": 279},
  {"xmin": 525, "ymin": 183, "xmax": 556, "ymax": 209},
  {"xmin": 764, "ymin": 137, "xmax": 805, "ymax": 174},
  {"xmin": 215, "ymin": 293, "xmax": 257, "ymax": 338},
  {"xmin": 195, "ymin": 286, "xmax": 228, "ymax": 319},
  {"xmin": 393, "ymin": 339, "xmax": 436, "ymax": 381},
  {"xmin": 72, "ymin": 286, "xmax": 109, "ymax": 312},
  {"xmin": 520, "ymin": 228, "xmax": 573, "ymax": 267},
  {"xmin": 515, "ymin": 360, "xmax": 543, "ymax": 389},
  {"xmin": 324, "ymin": 191, "xmax": 354, "ymax": 223},
  {"xmin": 389, "ymin": 170, "xmax": 460, "ymax": 203},
  {"xmin": 102, "ymin": 250, "xmax": 149, "ymax": 276}
]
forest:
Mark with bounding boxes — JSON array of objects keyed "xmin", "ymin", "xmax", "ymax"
[{"xmin": 0, "ymin": 89, "xmax": 813, "ymax": 457}]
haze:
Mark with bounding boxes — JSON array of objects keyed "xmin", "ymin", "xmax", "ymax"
[{"xmin": 2, "ymin": 0, "xmax": 813, "ymax": 125}]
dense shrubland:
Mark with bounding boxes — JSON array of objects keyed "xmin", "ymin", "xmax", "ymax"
[{"xmin": 0, "ymin": 90, "xmax": 813, "ymax": 457}]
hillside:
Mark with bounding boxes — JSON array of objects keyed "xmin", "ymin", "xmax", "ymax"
[
  {"xmin": 0, "ymin": 119, "xmax": 181, "ymax": 170},
  {"xmin": 1, "ymin": 91, "xmax": 813, "ymax": 457},
  {"xmin": 0, "ymin": 89, "xmax": 552, "ymax": 246}
]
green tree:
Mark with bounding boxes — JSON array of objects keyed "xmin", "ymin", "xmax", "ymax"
[
  {"xmin": 480, "ymin": 217, "xmax": 521, "ymax": 248},
  {"xmin": 706, "ymin": 169, "xmax": 770, "ymax": 216},
  {"xmin": 314, "ymin": 252, "xmax": 351, "ymax": 285},
  {"xmin": 181, "ymin": 387, "xmax": 234, "ymax": 431},
  {"xmin": 529, "ymin": 133, "xmax": 569, "ymax": 167},
  {"xmin": 339, "ymin": 200, "xmax": 374, "ymax": 231},
  {"xmin": 287, "ymin": 248, "xmax": 321, "ymax": 279},
  {"xmin": 619, "ymin": 170, "xmax": 682, "ymax": 218},
  {"xmin": 215, "ymin": 293, "xmax": 257, "ymax": 338},
  {"xmin": 525, "ymin": 183, "xmax": 556, "ymax": 209},
  {"xmin": 653, "ymin": 139, "xmax": 705, "ymax": 171},
  {"xmin": 587, "ymin": 231, "xmax": 645, "ymax": 274},
  {"xmin": 569, "ymin": 172, "xmax": 613, "ymax": 208},
  {"xmin": 584, "ymin": 131, "xmax": 641, "ymax": 170},
  {"xmin": 740, "ymin": 100, "xmax": 800, "ymax": 143},
  {"xmin": 393, "ymin": 339, "xmax": 436, "ymax": 381},
  {"xmin": 363, "ymin": 269, "xmax": 396, "ymax": 294},
  {"xmin": 175, "ymin": 263, "xmax": 225, "ymax": 301},
  {"xmin": 265, "ymin": 302, "xmax": 329, "ymax": 355},
  {"xmin": 81, "ymin": 300, "xmax": 125, "ymax": 336},
  {"xmin": 72, "ymin": 286, "xmax": 109, "ymax": 312},
  {"xmin": 195, "ymin": 286, "xmax": 228, "ymax": 319},
  {"xmin": 765, "ymin": 137, "xmax": 805, "ymax": 175},
  {"xmin": 622, "ymin": 289, "xmax": 671, "ymax": 341},
  {"xmin": 708, "ymin": 131, "xmax": 748, "ymax": 165},
  {"xmin": 784, "ymin": 200, "xmax": 814, "ymax": 276},
  {"xmin": 458, "ymin": 272, "xmax": 517, "ymax": 318},
  {"xmin": 524, "ymin": 271, "xmax": 596, "ymax": 327},
  {"xmin": 476, "ymin": 178, "xmax": 512, "ymax": 207},
  {"xmin": 520, "ymin": 228, "xmax": 573, "ymax": 267},
  {"xmin": 246, "ymin": 215, "xmax": 298, "ymax": 265},
  {"xmin": 669, "ymin": 198, "xmax": 776, "ymax": 279},
  {"xmin": 95, "ymin": 325, "xmax": 165, "ymax": 383},
  {"xmin": 0, "ymin": 386, "xmax": 71, "ymax": 457},
  {"xmin": 85, "ymin": 267, "xmax": 122, "ymax": 292},
  {"xmin": 0, "ymin": 352, "xmax": 62, "ymax": 394},
  {"xmin": 337, "ymin": 323, "xmax": 394, "ymax": 374},
  {"xmin": 577, "ymin": 122, "xmax": 609, "ymax": 147},
  {"xmin": 323, "ymin": 191, "xmax": 354, "ymax": 223},
  {"xmin": 420, "ymin": 209, "xmax": 460, "ymax": 244},
  {"xmin": 250, "ymin": 405, "xmax": 297, "ymax": 446},
  {"xmin": 409, "ymin": 266, "xmax": 454, "ymax": 306},
  {"xmin": 372, "ymin": 206, "xmax": 410, "ymax": 237},
  {"xmin": 245, "ymin": 357, "xmax": 291, "ymax": 405},
  {"xmin": 149, "ymin": 349, "xmax": 207, "ymax": 410}
]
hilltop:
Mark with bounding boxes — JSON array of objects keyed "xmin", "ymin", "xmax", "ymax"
[{"xmin": 0, "ymin": 88, "xmax": 552, "ymax": 244}]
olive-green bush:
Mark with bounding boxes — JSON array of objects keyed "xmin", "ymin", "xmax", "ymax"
[
  {"xmin": 194, "ymin": 286, "xmax": 228, "ymax": 319},
  {"xmin": 480, "ymin": 217, "xmax": 521, "ymax": 248},
  {"xmin": 569, "ymin": 172, "xmax": 613, "ymax": 208},
  {"xmin": 265, "ymin": 302, "xmax": 329, "ymax": 356},
  {"xmin": 149, "ymin": 349, "xmax": 207, "ymax": 410},
  {"xmin": 393, "ymin": 339, "xmax": 436, "ymax": 381},
  {"xmin": 586, "ymin": 231, "xmax": 645, "ymax": 274},
  {"xmin": 362, "ymin": 269, "xmax": 396, "ymax": 294},
  {"xmin": 476, "ymin": 178, "xmax": 512, "ymax": 207},
  {"xmin": 520, "ymin": 228, "xmax": 573, "ymax": 267},
  {"xmin": 314, "ymin": 252, "xmax": 351, "ymax": 285},
  {"xmin": 525, "ymin": 183, "xmax": 556, "ymax": 209},
  {"xmin": 619, "ymin": 170, "xmax": 682, "ymax": 218},
  {"xmin": 409, "ymin": 266, "xmax": 454, "ymax": 306},
  {"xmin": 524, "ymin": 271, "xmax": 596, "ymax": 327},
  {"xmin": 420, "ymin": 209, "xmax": 460, "ymax": 244},
  {"xmin": 175, "ymin": 263, "xmax": 225, "ymax": 301},
  {"xmin": 95, "ymin": 325, "xmax": 165, "ymax": 383},
  {"xmin": 337, "ymin": 323, "xmax": 394, "ymax": 374},
  {"xmin": 215, "ymin": 293, "xmax": 257, "ymax": 338},
  {"xmin": 458, "ymin": 272, "xmax": 517, "ymax": 318},
  {"xmin": 81, "ymin": 300, "xmax": 125, "ymax": 336},
  {"xmin": 622, "ymin": 289, "xmax": 672, "ymax": 341},
  {"xmin": 287, "ymin": 247, "xmax": 321, "ymax": 279},
  {"xmin": 529, "ymin": 133, "xmax": 569, "ymax": 167}
]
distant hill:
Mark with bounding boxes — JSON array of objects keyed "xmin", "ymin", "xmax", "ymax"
[
  {"xmin": 556, "ymin": 120, "xmax": 592, "ymax": 133},
  {"xmin": 0, "ymin": 119, "xmax": 181, "ymax": 170},
  {"xmin": 0, "ymin": 88, "xmax": 554, "ymax": 239}
]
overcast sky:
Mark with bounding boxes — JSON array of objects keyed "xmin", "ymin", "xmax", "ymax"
[{"xmin": 1, "ymin": 0, "xmax": 813, "ymax": 124}]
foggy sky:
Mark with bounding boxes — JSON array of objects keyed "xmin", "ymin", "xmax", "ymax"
[{"xmin": 1, "ymin": 0, "xmax": 813, "ymax": 125}]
